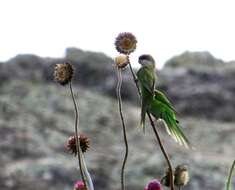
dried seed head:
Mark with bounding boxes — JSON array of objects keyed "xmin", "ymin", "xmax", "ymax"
[
  {"xmin": 161, "ymin": 167, "xmax": 174, "ymax": 187},
  {"xmin": 79, "ymin": 134, "xmax": 90, "ymax": 153},
  {"xmin": 115, "ymin": 32, "xmax": 137, "ymax": 55},
  {"xmin": 54, "ymin": 62, "xmax": 74, "ymax": 85},
  {"xmin": 74, "ymin": 180, "xmax": 86, "ymax": 190},
  {"xmin": 67, "ymin": 134, "xmax": 90, "ymax": 155},
  {"xmin": 174, "ymin": 165, "xmax": 189, "ymax": 187},
  {"xmin": 114, "ymin": 54, "xmax": 129, "ymax": 69},
  {"xmin": 67, "ymin": 136, "xmax": 77, "ymax": 155}
]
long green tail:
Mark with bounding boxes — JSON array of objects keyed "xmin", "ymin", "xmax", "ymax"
[{"xmin": 162, "ymin": 110, "xmax": 190, "ymax": 148}]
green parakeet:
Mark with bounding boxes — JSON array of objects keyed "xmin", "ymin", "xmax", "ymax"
[
  {"xmin": 149, "ymin": 89, "xmax": 191, "ymax": 148},
  {"xmin": 137, "ymin": 54, "xmax": 156, "ymax": 131},
  {"xmin": 137, "ymin": 54, "xmax": 190, "ymax": 148}
]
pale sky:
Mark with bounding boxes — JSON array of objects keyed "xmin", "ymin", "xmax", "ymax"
[{"xmin": 0, "ymin": 0, "xmax": 235, "ymax": 67}]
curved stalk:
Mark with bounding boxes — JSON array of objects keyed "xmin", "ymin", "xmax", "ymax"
[
  {"xmin": 148, "ymin": 113, "xmax": 175, "ymax": 190},
  {"xmin": 81, "ymin": 154, "xmax": 94, "ymax": 190},
  {"xmin": 69, "ymin": 82, "xmax": 87, "ymax": 189},
  {"xmin": 128, "ymin": 62, "xmax": 175, "ymax": 190},
  {"xmin": 226, "ymin": 160, "xmax": 235, "ymax": 190},
  {"xmin": 116, "ymin": 67, "xmax": 129, "ymax": 190}
]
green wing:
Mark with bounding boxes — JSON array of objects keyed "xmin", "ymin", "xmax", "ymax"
[
  {"xmin": 154, "ymin": 90, "xmax": 175, "ymax": 112},
  {"xmin": 149, "ymin": 90, "xmax": 191, "ymax": 148}
]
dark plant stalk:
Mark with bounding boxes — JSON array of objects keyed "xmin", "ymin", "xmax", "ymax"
[
  {"xmin": 69, "ymin": 82, "xmax": 87, "ymax": 189},
  {"xmin": 128, "ymin": 62, "xmax": 175, "ymax": 190},
  {"xmin": 226, "ymin": 160, "xmax": 235, "ymax": 190},
  {"xmin": 116, "ymin": 67, "xmax": 129, "ymax": 190},
  {"xmin": 147, "ymin": 113, "xmax": 175, "ymax": 190}
]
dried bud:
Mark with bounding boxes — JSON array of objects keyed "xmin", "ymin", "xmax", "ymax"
[
  {"xmin": 114, "ymin": 55, "xmax": 129, "ymax": 69},
  {"xmin": 79, "ymin": 134, "xmax": 90, "ymax": 153},
  {"xmin": 161, "ymin": 167, "xmax": 174, "ymax": 187},
  {"xmin": 144, "ymin": 179, "xmax": 162, "ymax": 190},
  {"xmin": 74, "ymin": 180, "xmax": 86, "ymax": 190},
  {"xmin": 54, "ymin": 62, "xmax": 74, "ymax": 85},
  {"xmin": 67, "ymin": 134, "xmax": 90, "ymax": 155},
  {"xmin": 115, "ymin": 32, "xmax": 137, "ymax": 55},
  {"xmin": 174, "ymin": 165, "xmax": 189, "ymax": 187}
]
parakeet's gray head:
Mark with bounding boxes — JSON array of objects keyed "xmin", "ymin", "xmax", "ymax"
[{"xmin": 138, "ymin": 54, "xmax": 155, "ymax": 67}]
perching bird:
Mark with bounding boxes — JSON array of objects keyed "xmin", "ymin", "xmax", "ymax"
[
  {"xmin": 137, "ymin": 54, "xmax": 190, "ymax": 148},
  {"xmin": 149, "ymin": 90, "xmax": 191, "ymax": 148},
  {"xmin": 137, "ymin": 54, "xmax": 156, "ymax": 131}
]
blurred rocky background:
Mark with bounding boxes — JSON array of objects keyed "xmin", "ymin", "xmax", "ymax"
[{"xmin": 0, "ymin": 48, "xmax": 234, "ymax": 190}]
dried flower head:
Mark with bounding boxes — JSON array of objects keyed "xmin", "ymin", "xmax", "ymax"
[
  {"xmin": 174, "ymin": 165, "xmax": 189, "ymax": 187},
  {"xmin": 79, "ymin": 134, "xmax": 90, "ymax": 153},
  {"xmin": 144, "ymin": 179, "xmax": 162, "ymax": 190},
  {"xmin": 54, "ymin": 62, "xmax": 74, "ymax": 85},
  {"xmin": 115, "ymin": 32, "xmax": 137, "ymax": 55},
  {"xmin": 114, "ymin": 54, "xmax": 129, "ymax": 69},
  {"xmin": 74, "ymin": 180, "xmax": 86, "ymax": 190},
  {"xmin": 161, "ymin": 167, "xmax": 174, "ymax": 187},
  {"xmin": 67, "ymin": 134, "xmax": 90, "ymax": 155}
]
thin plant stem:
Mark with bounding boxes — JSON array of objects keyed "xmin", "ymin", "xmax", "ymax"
[
  {"xmin": 147, "ymin": 113, "xmax": 175, "ymax": 190},
  {"xmin": 69, "ymin": 82, "xmax": 87, "ymax": 189},
  {"xmin": 116, "ymin": 67, "xmax": 129, "ymax": 190},
  {"xmin": 81, "ymin": 154, "xmax": 94, "ymax": 190},
  {"xmin": 128, "ymin": 62, "xmax": 140, "ymax": 99},
  {"xmin": 226, "ymin": 160, "xmax": 235, "ymax": 190},
  {"xmin": 128, "ymin": 61, "xmax": 175, "ymax": 190}
]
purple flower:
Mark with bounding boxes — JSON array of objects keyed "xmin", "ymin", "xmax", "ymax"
[
  {"xmin": 144, "ymin": 179, "xmax": 162, "ymax": 190},
  {"xmin": 74, "ymin": 180, "xmax": 85, "ymax": 190}
]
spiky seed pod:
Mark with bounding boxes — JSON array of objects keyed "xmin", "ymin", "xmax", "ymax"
[
  {"xmin": 54, "ymin": 62, "xmax": 74, "ymax": 85},
  {"xmin": 115, "ymin": 32, "xmax": 137, "ymax": 55},
  {"xmin": 67, "ymin": 136, "xmax": 77, "ymax": 155},
  {"xmin": 161, "ymin": 167, "xmax": 174, "ymax": 187},
  {"xmin": 67, "ymin": 134, "xmax": 90, "ymax": 155},
  {"xmin": 79, "ymin": 134, "xmax": 90, "ymax": 153},
  {"xmin": 114, "ymin": 54, "xmax": 129, "ymax": 69},
  {"xmin": 174, "ymin": 165, "xmax": 189, "ymax": 187},
  {"xmin": 74, "ymin": 180, "xmax": 87, "ymax": 190}
]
